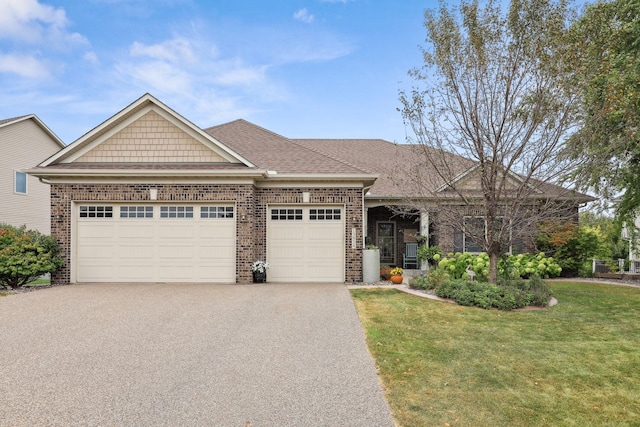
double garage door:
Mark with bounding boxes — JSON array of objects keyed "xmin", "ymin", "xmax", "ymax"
[{"xmin": 75, "ymin": 204, "xmax": 236, "ymax": 283}]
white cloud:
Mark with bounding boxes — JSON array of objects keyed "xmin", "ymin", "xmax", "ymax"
[
  {"xmin": 83, "ymin": 51, "xmax": 100, "ymax": 66},
  {"xmin": 0, "ymin": 53, "xmax": 50, "ymax": 79},
  {"xmin": 130, "ymin": 37, "xmax": 196, "ymax": 63},
  {"xmin": 293, "ymin": 8, "xmax": 314, "ymax": 24},
  {"xmin": 0, "ymin": 0, "xmax": 87, "ymax": 48},
  {"xmin": 119, "ymin": 35, "xmax": 271, "ymax": 94}
]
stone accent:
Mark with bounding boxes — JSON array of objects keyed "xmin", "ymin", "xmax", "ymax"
[
  {"xmin": 50, "ymin": 183, "xmax": 365, "ymax": 285},
  {"xmin": 76, "ymin": 111, "xmax": 228, "ymax": 163}
]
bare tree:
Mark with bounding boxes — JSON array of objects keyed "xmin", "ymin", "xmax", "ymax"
[{"xmin": 398, "ymin": 0, "xmax": 587, "ymax": 283}]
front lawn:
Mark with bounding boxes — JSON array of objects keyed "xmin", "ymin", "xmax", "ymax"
[{"xmin": 351, "ymin": 281, "xmax": 640, "ymax": 426}]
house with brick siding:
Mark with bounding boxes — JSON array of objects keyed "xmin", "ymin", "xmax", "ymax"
[
  {"xmin": 1, "ymin": 115, "xmax": 65, "ymax": 234},
  {"xmin": 28, "ymin": 93, "xmax": 590, "ymax": 284}
]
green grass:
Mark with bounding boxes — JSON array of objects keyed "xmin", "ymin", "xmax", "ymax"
[
  {"xmin": 26, "ymin": 278, "xmax": 50, "ymax": 286},
  {"xmin": 351, "ymin": 281, "xmax": 640, "ymax": 426}
]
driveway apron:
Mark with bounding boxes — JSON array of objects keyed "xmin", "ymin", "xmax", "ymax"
[{"xmin": 0, "ymin": 283, "xmax": 394, "ymax": 426}]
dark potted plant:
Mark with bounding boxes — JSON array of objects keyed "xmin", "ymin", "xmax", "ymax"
[{"xmin": 252, "ymin": 260, "xmax": 270, "ymax": 283}]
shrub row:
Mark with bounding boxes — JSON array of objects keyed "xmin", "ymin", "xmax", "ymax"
[
  {"xmin": 409, "ymin": 273, "xmax": 551, "ymax": 310},
  {"xmin": 434, "ymin": 252, "xmax": 562, "ymax": 281}
]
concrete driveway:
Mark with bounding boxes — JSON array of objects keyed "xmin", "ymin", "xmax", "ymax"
[{"xmin": 0, "ymin": 283, "xmax": 394, "ymax": 426}]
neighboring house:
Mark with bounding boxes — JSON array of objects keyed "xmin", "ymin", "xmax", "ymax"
[
  {"xmin": 0, "ymin": 115, "xmax": 65, "ymax": 233},
  {"xmin": 28, "ymin": 94, "xmax": 591, "ymax": 285}
]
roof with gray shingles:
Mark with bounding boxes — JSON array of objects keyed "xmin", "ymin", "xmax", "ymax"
[{"xmin": 204, "ymin": 119, "xmax": 371, "ymax": 175}]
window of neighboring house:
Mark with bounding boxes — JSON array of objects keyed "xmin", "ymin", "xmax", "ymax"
[{"xmin": 14, "ymin": 171, "xmax": 27, "ymax": 194}]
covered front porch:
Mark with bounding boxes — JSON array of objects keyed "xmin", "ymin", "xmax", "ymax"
[{"xmin": 364, "ymin": 204, "xmax": 431, "ymax": 269}]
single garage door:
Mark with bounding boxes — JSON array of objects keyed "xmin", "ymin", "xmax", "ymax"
[
  {"xmin": 267, "ymin": 206, "xmax": 345, "ymax": 282},
  {"xmin": 75, "ymin": 204, "xmax": 236, "ymax": 283}
]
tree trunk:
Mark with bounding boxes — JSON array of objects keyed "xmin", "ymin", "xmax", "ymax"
[{"xmin": 488, "ymin": 251, "xmax": 499, "ymax": 284}]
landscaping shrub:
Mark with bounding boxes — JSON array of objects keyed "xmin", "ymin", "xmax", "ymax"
[
  {"xmin": 535, "ymin": 221, "xmax": 601, "ymax": 277},
  {"xmin": 437, "ymin": 252, "xmax": 561, "ymax": 281},
  {"xmin": 433, "ymin": 277, "xmax": 550, "ymax": 310},
  {"xmin": 497, "ymin": 252, "xmax": 562, "ymax": 279},
  {"xmin": 0, "ymin": 224, "xmax": 64, "ymax": 289},
  {"xmin": 408, "ymin": 273, "xmax": 429, "ymax": 290}
]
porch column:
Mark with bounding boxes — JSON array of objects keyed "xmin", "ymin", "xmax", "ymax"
[
  {"xmin": 420, "ymin": 211, "xmax": 429, "ymax": 270},
  {"xmin": 363, "ymin": 206, "xmax": 369, "ymax": 247}
]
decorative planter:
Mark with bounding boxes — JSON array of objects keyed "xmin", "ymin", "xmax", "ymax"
[
  {"xmin": 253, "ymin": 271, "xmax": 267, "ymax": 283},
  {"xmin": 390, "ymin": 275, "xmax": 403, "ymax": 284},
  {"xmin": 363, "ymin": 248, "xmax": 380, "ymax": 283}
]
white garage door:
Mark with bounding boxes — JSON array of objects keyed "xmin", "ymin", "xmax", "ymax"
[
  {"xmin": 75, "ymin": 204, "xmax": 236, "ymax": 283},
  {"xmin": 267, "ymin": 206, "xmax": 345, "ymax": 282}
]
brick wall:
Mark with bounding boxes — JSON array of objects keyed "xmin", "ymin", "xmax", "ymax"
[{"xmin": 50, "ymin": 183, "xmax": 364, "ymax": 285}]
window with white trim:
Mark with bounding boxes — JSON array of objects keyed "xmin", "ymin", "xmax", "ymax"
[
  {"xmin": 120, "ymin": 206, "xmax": 153, "ymax": 218},
  {"xmin": 201, "ymin": 206, "xmax": 234, "ymax": 219},
  {"xmin": 309, "ymin": 208, "xmax": 341, "ymax": 220},
  {"xmin": 160, "ymin": 206, "xmax": 194, "ymax": 218},
  {"xmin": 14, "ymin": 171, "xmax": 27, "ymax": 194},
  {"xmin": 271, "ymin": 208, "xmax": 303, "ymax": 221},
  {"xmin": 464, "ymin": 217, "xmax": 485, "ymax": 253},
  {"xmin": 454, "ymin": 216, "xmax": 511, "ymax": 253},
  {"xmin": 79, "ymin": 206, "xmax": 113, "ymax": 218}
]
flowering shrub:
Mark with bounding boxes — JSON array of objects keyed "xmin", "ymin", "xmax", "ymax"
[
  {"xmin": 437, "ymin": 252, "xmax": 490, "ymax": 281},
  {"xmin": 498, "ymin": 253, "xmax": 562, "ymax": 279},
  {"xmin": 436, "ymin": 252, "xmax": 562, "ymax": 280}
]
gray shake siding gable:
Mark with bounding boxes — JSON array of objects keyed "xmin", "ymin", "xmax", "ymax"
[{"xmin": 50, "ymin": 183, "xmax": 364, "ymax": 285}]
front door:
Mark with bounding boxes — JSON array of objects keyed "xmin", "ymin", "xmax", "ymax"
[{"xmin": 377, "ymin": 222, "xmax": 396, "ymax": 265}]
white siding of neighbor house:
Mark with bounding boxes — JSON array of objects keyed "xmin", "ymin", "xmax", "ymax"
[{"xmin": 0, "ymin": 119, "xmax": 63, "ymax": 234}]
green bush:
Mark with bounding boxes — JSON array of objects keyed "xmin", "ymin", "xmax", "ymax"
[
  {"xmin": 436, "ymin": 252, "xmax": 562, "ymax": 281},
  {"xmin": 498, "ymin": 252, "xmax": 562, "ymax": 279},
  {"xmin": 417, "ymin": 245, "xmax": 443, "ymax": 266},
  {"xmin": 408, "ymin": 274, "xmax": 429, "ymax": 290},
  {"xmin": 0, "ymin": 224, "xmax": 64, "ymax": 289},
  {"xmin": 432, "ymin": 276, "xmax": 551, "ymax": 310}
]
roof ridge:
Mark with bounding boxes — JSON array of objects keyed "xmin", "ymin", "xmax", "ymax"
[
  {"xmin": 291, "ymin": 139, "xmax": 375, "ymax": 175},
  {"xmin": 205, "ymin": 118, "xmax": 291, "ymax": 141},
  {"xmin": 207, "ymin": 120, "xmax": 374, "ymax": 175}
]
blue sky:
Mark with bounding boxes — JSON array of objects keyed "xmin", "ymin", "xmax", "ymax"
[{"xmin": 0, "ymin": 0, "xmax": 431, "ymax": 144}]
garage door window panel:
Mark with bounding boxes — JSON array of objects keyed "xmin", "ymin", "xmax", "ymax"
[
  {"xmin": 120, "ymin": 206, "xmax": 153, "ymax": 218},
  {"xmin": 79, "ymin": 206, "xmax": 113, "ymax": 218},
  {"xmin": 271, "ymin": 209, "xmax": 303, "ymax": 221},
  {"xmin": 160, "ymin": 206, "xmax": 194, "ymax": 218},
  {"xmin": 310, "ymin": 208, "xmax": 341, "ymax": 220},
  {"xmin": 201, "ymin": 206, "xmax": 234, "ymax": 219}
]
